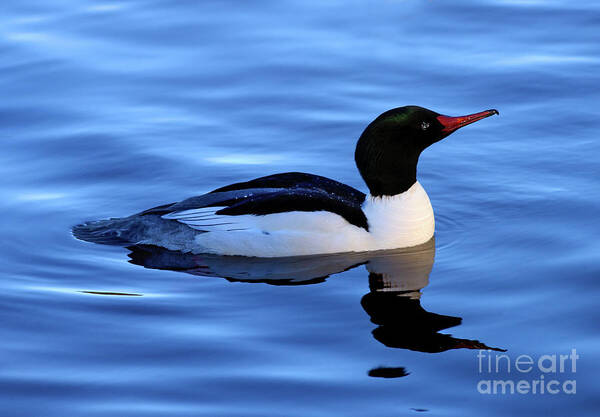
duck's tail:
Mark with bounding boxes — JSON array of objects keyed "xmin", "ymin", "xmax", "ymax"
[{"xmin": 71, "ymin": 218, "xmax": 135, "ymax": 245}]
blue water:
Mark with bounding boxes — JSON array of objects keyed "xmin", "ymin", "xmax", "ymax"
[{"xmin": 2, "ymin": 0, "xmax": 600, "ymax": 415}]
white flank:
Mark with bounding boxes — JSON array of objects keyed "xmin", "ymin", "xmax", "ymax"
[{"xmin": 161, "ymin": 181, "xmax": 435, "ymax": 257}]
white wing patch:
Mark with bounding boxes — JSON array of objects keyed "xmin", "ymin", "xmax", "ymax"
[{"xmin": 162, "ymin": 207, "xmax": 250, "ymax": 232}]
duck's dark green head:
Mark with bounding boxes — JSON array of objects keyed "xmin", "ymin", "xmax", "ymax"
[{"xmin": 355, "ymin": 105, "xmax": 498, "ymax": 197}]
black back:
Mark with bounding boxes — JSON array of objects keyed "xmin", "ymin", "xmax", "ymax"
[{"xmin": 141, "ymin": 172, "xmax": 369, "ymax": 230}]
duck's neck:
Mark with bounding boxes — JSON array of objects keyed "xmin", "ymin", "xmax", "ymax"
[
  {"xmin": 354, "ymin": 132, "xmax": 421, "ymax": 197},
  {"xmin": 361, "ymin": 165, "xmax": 418, "ymax": 197}
]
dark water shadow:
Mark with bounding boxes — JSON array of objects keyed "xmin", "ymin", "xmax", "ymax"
[{"xmin": 125, "ymin": 239, "xmax": 505, "ymax": 377}]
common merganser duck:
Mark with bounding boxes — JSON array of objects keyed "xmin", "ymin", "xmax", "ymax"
[{"xmin": 73, "ymin": 105, "xmax": 498, "ymax": 257}]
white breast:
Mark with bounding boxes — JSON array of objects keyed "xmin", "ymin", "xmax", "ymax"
[{"xmin": 361, "ymin": 181, "xmax": 435, "ymax": 251}]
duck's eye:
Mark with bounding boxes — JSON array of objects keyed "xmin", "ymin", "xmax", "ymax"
[{"xmin": 421, "ymin": 121, "xmax": 430, "ymax": 130}]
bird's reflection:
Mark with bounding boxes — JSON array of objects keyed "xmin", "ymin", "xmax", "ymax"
[
  {"xmin": 126, "ymin": 239, "xmax": 504, "ymax": 376},
  {"xmin": 361, "ymin": 249, "xmax": 503, "ymax": 354}
]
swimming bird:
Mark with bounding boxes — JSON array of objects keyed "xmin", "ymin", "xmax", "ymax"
[{"xmin": 73, "ymin": 105, "xmax": 498, "ymax": 257}]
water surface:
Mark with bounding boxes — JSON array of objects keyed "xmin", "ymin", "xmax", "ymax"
[{"xmin": 1, "ymin": 0, "xmax": 599, "ymax": 415}]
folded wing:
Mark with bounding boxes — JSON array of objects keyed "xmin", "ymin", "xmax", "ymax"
[{"xmin": 153, "ymin": 172, "xmax": 368, "ymax": 231}]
